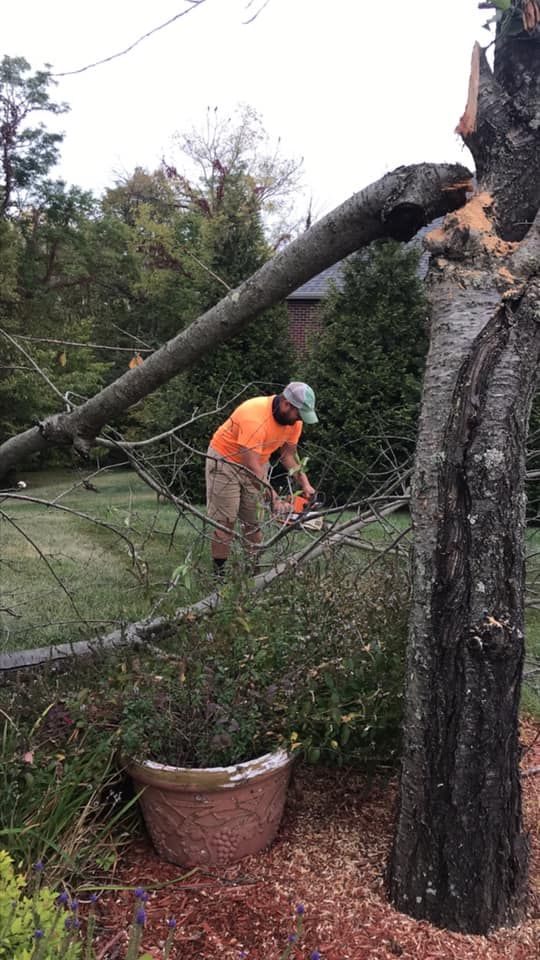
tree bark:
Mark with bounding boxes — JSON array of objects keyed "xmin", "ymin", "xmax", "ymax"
[
  {"xmin": 0, "ymin": 163, "xmax": 470, "ymax": 481},
  {"xmin": 388, "ymin": 13, "xmax": 540, "ymax": 934}
]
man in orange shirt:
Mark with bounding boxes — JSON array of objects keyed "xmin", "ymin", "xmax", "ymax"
[{"xmin": 206, "ymin": 382, "xmax": 318, "ymax": 576}]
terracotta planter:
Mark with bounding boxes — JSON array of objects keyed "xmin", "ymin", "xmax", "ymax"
[{"xmin": 128, "ymin": 749, "xmax": 293, "ymax": 868}]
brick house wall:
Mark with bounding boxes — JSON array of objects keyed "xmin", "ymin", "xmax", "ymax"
[
  {"xmin": 285, "ymin": 262, "xmax": 343, "ymax": 355},
  {"xmin": 287, "ymin": 299, "xmax": 323, "ymax": 354}
]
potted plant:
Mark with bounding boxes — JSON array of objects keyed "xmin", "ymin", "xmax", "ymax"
[
  {"xmin": 119, "ymin": 613, "xmax": 294, "ymax": 869},
  {"xmin": 119, "ymin": 560, "xmax": 408, "ymax": 870}
]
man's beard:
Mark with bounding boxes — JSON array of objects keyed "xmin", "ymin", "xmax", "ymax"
[{"xmin": 272, "ymin": 395, "xmax": 291, "ymax": 425}]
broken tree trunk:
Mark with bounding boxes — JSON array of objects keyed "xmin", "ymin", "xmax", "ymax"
[{"xmin": 388, "ymin": 15, "xmax": 540, "ymax": 934}]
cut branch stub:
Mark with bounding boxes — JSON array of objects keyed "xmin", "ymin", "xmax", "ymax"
[{"xmin": 381, "ymin": 167, "xmax": 472, "ymax": 240}]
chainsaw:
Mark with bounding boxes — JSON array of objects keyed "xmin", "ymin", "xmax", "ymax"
[{"xmin": 276, "ymin": 492, "xmax": 325, "ymax": 530}]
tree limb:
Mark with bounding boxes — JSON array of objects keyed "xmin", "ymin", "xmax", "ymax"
[{"xmin": 0, "ymin": 162, "xmax": 471, "ymax": 481}]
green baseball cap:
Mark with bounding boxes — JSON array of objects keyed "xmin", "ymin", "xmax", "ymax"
[{"xmin": 283, "ymin": 382, "xmax": 319, "ymax": 424}]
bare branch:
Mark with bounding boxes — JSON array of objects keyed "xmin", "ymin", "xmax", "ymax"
[
  {"xmin": 243, "ymin": 0, "xmax": 272, "ymax": 25},
  {"xmin": 0, "ymin": 328, "xmax": 66, "ymax": 402},
  {"xmin": 53, "ymin": 2, "xmax": 208, "ymax": 77},
  {"xmin": 15, "ymin": 336, "xmax": 154, "ymax": 354}
]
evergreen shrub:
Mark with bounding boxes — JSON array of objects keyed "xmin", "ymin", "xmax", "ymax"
[{"xmin": 303, "ymin": 240, "xmax": 428, "ymax": 503}]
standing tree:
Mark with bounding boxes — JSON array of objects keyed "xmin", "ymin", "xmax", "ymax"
[
  {"xmin": 387, "ymin": 2, "xmax": 540, "ymax": 933},
  {"xmin": 0, "ymin": 56, "xmax": 68, "ymax": 217},
  {"xmin": 169, "ymin": 104, "xmax": 305, "ymax": 246},
  {"xmin": 129, "ymin": 109, "xmax": 299, "ymax": 497},
  {"xmin": 0, "ymin": 56, "xmax": 113, "ymax": 443}
]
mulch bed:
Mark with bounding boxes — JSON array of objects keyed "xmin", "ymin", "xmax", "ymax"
[{"xmin": 91, "ymin": 722, "xmax": 540, "ymax": 960}]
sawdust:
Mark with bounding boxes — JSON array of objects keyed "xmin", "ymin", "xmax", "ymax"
[
  {"xmin": 425, "ymin": 192, "xmax": 518, "ymax": 264},
  {"xmin": 87, "ymin": 721, "xmax": 540, "ymax": 959}
]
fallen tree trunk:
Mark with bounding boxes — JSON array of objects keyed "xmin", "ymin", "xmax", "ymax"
[{"xmin": 0, "ymin": 163, "xmax": 470, "ymax": 482}]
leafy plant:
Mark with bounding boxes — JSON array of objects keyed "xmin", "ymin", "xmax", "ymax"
[
  {"xmin": 119, "ymin": 557, "xmax": 408, "ymax": 770},
  {"xmin": 0, "ymin": 699, "xmax": 138, "ymax": 882},
  {"xmin": 0, "ymin": 851, "xmax": 80, "ymax": 959},
  {"xmin": 261, "ymin": 557, "xmax": 408, "ymax": 768},
  {"xmin": 119, "ymin": 607, "xmax": 289, "ymax": 768}
]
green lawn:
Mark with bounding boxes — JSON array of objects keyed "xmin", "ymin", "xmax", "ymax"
[
  {"xmin": 1, "ymin": 468, "xmax": 539, "ymax": 718},
  {"xmin": 0, "ymin": 466, "xmax": 209, "ymax": 652}
]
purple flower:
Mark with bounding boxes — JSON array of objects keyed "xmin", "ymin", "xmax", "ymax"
[
  {"xmin": 56, "ymin": 891, "xmax": 69, "ymax": 906},
  {"xmin": 167, "ymin": 918, "xmax": 177, "ymax": 929},
  {"xmin": 134, "ymin": 886, "xmax": 146, "ymax": 900},
  {"xmin": 72, "ymin": 919, "xmax": 81, "ymax": 931},
  {"xmin": 69, "ymin": 899, "xmax": 79, "ymax": 911},
  {"xmin": 295, "ymin": 903, "xmax": 305, "ymax": 916},
  {"xmin": 288, "ymin": 932, "xmax": 298, "ymax": 942},
  {"xmin": 135, "ymin": 908, "xmax": 147, "ymax": 926},
  {"xmin": 310, "ymin": 952, "xmax": 321, "ymax": 960},
  {"xmin": 33, "ymin": 860, "xmax": 44, "ymax": 872},
  {"xmin": 34, "ymin": 930, "xmax": 44, "ymax": 940},
  {"xmin": 90, "ymin": 893, "xmax": 99, "ymax": 904},
  {"xmin": 64, "ymin": 917, "xmax": 73, "ymax": 931}
]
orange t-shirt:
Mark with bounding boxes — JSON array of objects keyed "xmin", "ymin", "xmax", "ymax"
[{"xmin": 210, "ymin": 395, "xmax": 302, "ymax": 464}]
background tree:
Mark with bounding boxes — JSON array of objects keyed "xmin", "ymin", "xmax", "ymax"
[
  {"xmin": 130, "ymin": 111, "xmax": 298, "ymax": 498},
  {"xmin": 0, "ymin": 55, "xmax": 68, "ymax": 217},
  {"xmin": 0, "ymin": 57, "xmax": 115, "ymax": 446},
  {"xmin": 169, "ymin": 104, "xmax": 305, "ymax": 245},
  {"xmin": 303, "ymin": 240, "xmax": 427, "ymax": 502},
  {"xmin": 0, "ymin": 161, "xmax": 469, "ymax": 481}
]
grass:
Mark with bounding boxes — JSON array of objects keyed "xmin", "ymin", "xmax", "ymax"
[
  {"xmin": 0, "ymin": 466, "xmax": 209, "ymax": 652},
  {"xmin": 0, "ymin": 466, "xmax": 402, "ymax": 654},
  {"xmin": 1, "ymin": 466, "xmax": 539, "ymax": 718}
]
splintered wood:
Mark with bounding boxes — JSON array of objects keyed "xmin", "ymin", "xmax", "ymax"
[
  {"xmin": 455, "ymin": 42, "xmax": 480, "ymax": 139},
  {"xmin": 91, "ymin": 722, "xmax": 540, "ymax": 959}
]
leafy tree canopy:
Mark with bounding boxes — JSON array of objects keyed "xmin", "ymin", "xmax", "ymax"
[{"xmin": 0, "ymin": 55, "xmax": 68, "ymax": 217}]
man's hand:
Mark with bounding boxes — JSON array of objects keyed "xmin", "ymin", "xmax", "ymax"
[
  {"xmin": 279, "ymin": 444, "xmax": 315, "ymax": 500},
  {"xmin": 271, "ymin": 497, "xmax": 291, "ymax": 515},
  {"xmin": 300, "ymin": 479, "xmax": 316, "ymax": 499}
]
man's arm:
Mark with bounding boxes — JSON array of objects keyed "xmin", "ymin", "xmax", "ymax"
[
  {"xmin": 239, "ymin": 447, "xmax": 289, "ymax": 513},
  {"xmin": 239, "ymin": 447, "xmax": 267, "ymax": 487},
  {"xmin": 280, "ymin": 443, "xmax": 315, "ymax": 498}
]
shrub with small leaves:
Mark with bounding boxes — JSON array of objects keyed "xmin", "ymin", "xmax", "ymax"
[{"xmin": 119, "ymin": 555, "xmax": 407, "ymax": 772}]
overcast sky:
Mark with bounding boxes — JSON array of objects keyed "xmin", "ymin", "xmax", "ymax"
[{"xmin": 4, "ymin": 0, "xmax": 490, "ymax": 220}]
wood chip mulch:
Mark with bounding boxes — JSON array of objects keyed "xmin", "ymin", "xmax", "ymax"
[{"xmin": 91, "ymin": 722, "xmax": 540, "ymax": 960}]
